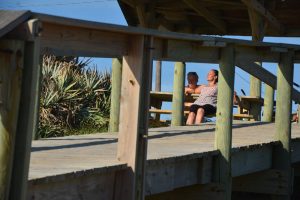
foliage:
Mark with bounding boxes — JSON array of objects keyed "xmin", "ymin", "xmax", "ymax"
[{"xmin": 38, "ymin": 55, "xmax": 111, "ymax": 138}]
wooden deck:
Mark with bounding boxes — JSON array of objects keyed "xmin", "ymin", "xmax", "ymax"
[{"xmin": 28, "ymin": 122, "xmax": 300, "ymax": 199}]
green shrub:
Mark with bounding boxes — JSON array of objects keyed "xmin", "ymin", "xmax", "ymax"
[{"xmin": 38, "ymin": 55, "xmax": 111, "ymax": 138}]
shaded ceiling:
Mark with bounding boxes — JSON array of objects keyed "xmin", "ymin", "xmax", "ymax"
[{"xmin": 118, "ymin": 0, "xmax": 300, "ymax": 37}]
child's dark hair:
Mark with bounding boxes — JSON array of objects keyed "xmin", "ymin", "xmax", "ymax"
[
  {"xmin": 187, "ymin": 72, "xmax": 199, "ymax": 80},
  {"xmin": 211, "ymin": 69, "xmax": 218, "ymax": 82}
]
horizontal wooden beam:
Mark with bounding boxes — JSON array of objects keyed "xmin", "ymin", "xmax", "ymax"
[
  {"xmin": 136, "ymin": 5, "xmax": 147, "ymax": 27},
  {"xmin": 241, "ymin": 0, "xmax": 284, "ymax": 34},
  {"xmin": 40, "ymin": 22, "xmax": 129, "ymax": 57},
  {"xmin": 39, "ymin": 22, "xmax": 300, "ymax": 66}
]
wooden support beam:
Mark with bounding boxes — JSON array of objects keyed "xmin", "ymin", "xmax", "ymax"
[
  {"xmin": 263, "ymin": 84, "xmax": 274, "ymax": 122},
  {"xmin": 273, "ymin": 51, "xmax": 294, "ymax": 199},
  {"xmin": 155, "ymin": 60, "xmax": 161, "ymax": 92},
  {"xmin": 136, "ymin": 5, "xmax": 147, "ymax": 27},
  {"xmin": 38, "ymin": 18, "xmax": 300, "ymax": 63},
  {"xmin": 247, "ymin": 0, "xmax": 266, "ymax": 41},
  {"xmin": 215, "ymin": 44, "xmax": 235, "ymax": 200},
  {"xmin": 0, "ymin": 39, "xmax": 24, "ymax": 200},
  {"xmin": 154, "ymin": 60, "xmax": 162, "ymax": 121},
  {"xmin": 247, "ymin": 3, "xmax": 264, "ymax": 121},
  {"xmin": 40, "ymin": 22, "xmax": 129, "ymax": 58},
  {"xmin": 241, "ymin": 0, "xmax": 284, "ymax": 34},
  {"xmin": 109, "ymin": 58, "xmax": 122, "ymax": 132},
  {"xmin": 116, "ymin": 35, "xmax": 153, "ymax": 200},
  {"xmin": 249, "ymin": 62, "xmax": 262, "ymax": 121},
  {"xmin": 171, "ymin": 62, "xmax": 185, "ymax": 126},
  {"xmin": 183, "ymin": 0, "xmax": 227, "ymax": 33},
  {"xmin": 9, "ymin": 37, "xmax": 41, "ymax": 200},
  {"xmin": 235, "ymin": 61, "xmax": 300, "ymax": 104}
]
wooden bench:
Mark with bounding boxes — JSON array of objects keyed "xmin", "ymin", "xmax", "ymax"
[
  {"xmin": 149, "ymin": 109, "xmax": 190, "ymax": 115},
  {"xmin": 150, "ymin": 108, "xmax": 253, "ymax": 120},
  {"xmin": 233, "ymin": 113, "xmax": 254, "ymax": 120},
  {"xmin": 149, "ymin": 92, "xmax": 262, "ymax": 122}
]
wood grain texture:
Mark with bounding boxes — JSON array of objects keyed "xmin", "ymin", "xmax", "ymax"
[
  {"xmin": 27, "ymin": 123, "xmax": 300, "ymax": 199},
  {"xmin": 273, "ymin": 51, "xmax": 294, "ymax": 199},
  {"xmin": 116, "ymin": 35, "xmax": 153, "ymax": 200},
  {"xmin": 0, "ymin": 39, "xmax": 24, "ymax": 200},
  {"xmin": 215, "ymin": 44, "xmax": 235, "ymax": 200},
  {"xmin": 171, "ymin": 62, "xmax": 185, "ymax": 126},
  {"xmin": 109, "ymin": 58, "xmax": 122, "ymax": 132},
  {"xmin": 263, "ymin": 84, "xmax": 274, "ymax": 122},
  {"xmin": 9, "ymin": 37, "xmax": 41, "ymax": 200}
]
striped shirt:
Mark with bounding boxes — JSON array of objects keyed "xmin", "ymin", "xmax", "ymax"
[{"xmin": 193, "ymin": 85, "xmax": 218, "ymax": 107}]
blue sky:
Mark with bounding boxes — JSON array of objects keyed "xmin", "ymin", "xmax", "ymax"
[{"xmin": 2, "ymin": 0, "xmax": 299, "ymax": 118}]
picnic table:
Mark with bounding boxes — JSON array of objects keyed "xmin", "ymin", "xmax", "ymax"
[{"xmin": 234, "ymin": 96, "xmax": 264, "ymax": 120}]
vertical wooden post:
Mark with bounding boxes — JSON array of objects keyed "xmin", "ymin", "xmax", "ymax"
[
  {"xmin": 109, "ymin": 58, "xmax": 122, "ymax": 132},
  {"xmin": 9, "ymin": 36, "xmax": 41, "ymax": 199},
  {"xmin": 116, "ymin": 35, "xmax": 153, "ymax": 200},
  {"xmin": 154, "ymin": 60, "xmax": 162, "ymax": 121},
  {"xmin": 171, "ymin": 62, "xmax": 185, "ymax": 126},
  {"xmin": 263, "ymin": 84, "xmax": 274, "ymax": 122},
  {"xmin": 273, "ymin": 51, "xmax": 294, "ymax": 199},
  {"xmin": 248, "ymin": 5, "xmax": 265, "ymax": 121},
  {"xmin": 215, "ymin": 44, "xmax": 235, "ymax": 200},
  {"xmin": 0, "ymin": 40, "xmax": 24, "ymax": 200},
  {"xmin": 249, "ymin": 62, "xmax": 262, "ymax": 121},
  {"xmin": 155, "ymin": 60, "xmax": 161, "ymax": 92}
]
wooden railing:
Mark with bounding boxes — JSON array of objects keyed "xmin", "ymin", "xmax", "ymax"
[{"xmin": 1, "ymin": 10, "xmax": 299, "ymax": 200}]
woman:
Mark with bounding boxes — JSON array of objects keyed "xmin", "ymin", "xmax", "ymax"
[{"xmin": 186, "ymin": 69, "xmax": 218, "ymax": 125}]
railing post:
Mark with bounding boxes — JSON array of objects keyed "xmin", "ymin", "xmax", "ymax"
[
  {"xmin": 0, "ymin": 39, "xmax": 24, "ymax": 200},
  {"xmin": 109, "ymin": 58, "xmax": 122, "ymax": 132},
  {"xmin": 9, "ymin": 36, "xmax": 41, "ymax": 200},
  {"xmin": 215, "ymin": 44, "xmax": 235, "ymax": 200},
  {"xmin": 115, "ymin": 35, "xmax": 153, "ymax": 200},
  {"xmin": 274, "ymin": 51, "xmax": 294, "ymax": 199},
  {"xmin": 263, "ymin": 84, "xmax": 274, "ymax": 122},
  {"xmin": 171, "ymin": 62, "xmax": 185, "ymax": 126}
]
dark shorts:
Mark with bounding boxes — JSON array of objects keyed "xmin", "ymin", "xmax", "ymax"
[{"xmin": 190, "ymin": 104, "xmax": 217, "ymax": 116}]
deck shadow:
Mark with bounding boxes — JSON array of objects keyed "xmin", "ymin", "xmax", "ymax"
[
  {"xmin": 31, "ymin": 122, "xmax": 271, "ymax": 152},
  {"xmin": 148, "ymin": 121, "xmax": 270, "ymax": 140},
  {"xmin": 31, "ymin": 139, "xmax": 118, "ymax": 152}
]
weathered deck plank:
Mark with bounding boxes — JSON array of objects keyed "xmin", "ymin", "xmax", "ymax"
[
  {"xmin": 29, "ymin": 122, "xmax": 300, "ymax": 181},
  {"xmin": 27, "ymin": 122, "xmax": 300, "ymax": 199}
]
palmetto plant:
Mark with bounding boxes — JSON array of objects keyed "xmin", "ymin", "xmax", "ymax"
[{"xmin": 38, "ymin": 55, "xmax": 111, "ymax": 138}]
